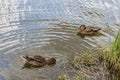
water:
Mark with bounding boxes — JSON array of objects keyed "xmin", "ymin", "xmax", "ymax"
[{"xmin": 0, "ymin": 0, "xmax": 120, "ymax": 80}]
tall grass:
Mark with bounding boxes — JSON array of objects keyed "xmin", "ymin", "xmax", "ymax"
[
  {"xmin": 109, "ymin": 29, "xmax": 120, "ymax": 67},
  {"xmin": 107, "ymin": 29, "xmax": 120, "ymax": 79},
  {"xmin": 110, "ymin": 29, "xmax": 120, "ymax": 57}
]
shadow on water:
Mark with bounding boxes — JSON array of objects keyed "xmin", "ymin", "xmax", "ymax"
[
  {"xmin": 0, "ymin": 0, "xmax": 120, "ymax": 80},
  {"xmin": 77, "ymin": 32, "xmax": 104, "ymax": 38}
]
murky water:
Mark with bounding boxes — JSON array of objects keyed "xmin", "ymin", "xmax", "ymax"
[{"xmin": 0, "ymin": 0, "xmax": 120, "ymax": 80}]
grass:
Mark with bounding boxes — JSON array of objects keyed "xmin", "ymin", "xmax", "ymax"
[
  {"xmin": 99, "ymin": 29, "xmax": 120, "ymax": 79},
  {"xmin": 57, "ymin": 73, "xmax": 84, "ymax": 80},
  {"xmin": 58, "ymin": 74, "xmax": 69, "ymax": 80},
  {"xmin": 105, "ymin": 29, "xmax": 120, "ymax": 78},
  {"xmin": 73, "ymin": 74, "xmax": 84, "ymax": 80},
  {"xmin": 110, "ymin": 29, "xmax": 120, "ymax": 64},
  {"xmin": 70, "ymin": 50, "xmax": 98, "ymax": 69}
]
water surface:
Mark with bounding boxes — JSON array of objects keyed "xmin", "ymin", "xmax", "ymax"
[{"xmin": 0, "ymin": 0, "xmax": 120, "ymax": 80}]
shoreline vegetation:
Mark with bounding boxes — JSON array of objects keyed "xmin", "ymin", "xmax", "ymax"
[{"xmin": 58, "ymin": 30, "xmax": 120, "ymax": 80}]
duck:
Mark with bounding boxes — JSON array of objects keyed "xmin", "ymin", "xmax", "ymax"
[
  {"xmin": 21, "ymin": 55, "xmax": 56, "ymax": 68},
  {"xmin": 76, "ymin": 24, "xmax": 101, "ymax": 35}
]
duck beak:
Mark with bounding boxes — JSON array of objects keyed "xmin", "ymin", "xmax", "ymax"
[
  {"xmin": 21, "ymin": 55, "xmax": 27, "ymax": 61},
  {"xmin": 22, "ymin": 55, "xmax": 26, "ymax": 58}
]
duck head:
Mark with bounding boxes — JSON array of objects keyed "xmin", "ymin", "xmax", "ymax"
[
  {"xmin": 79, "ymin": 25, "xmax": 86, "ymax": 31},
  {"xmin": 77, "ymin": 24, "xmax": 86, "ymax": 32},
  {"xmin": 46, "ymin": 57, "xmax": 56, "ymax": 65},
  {"xmin": 76, "ymin": 24, "xmax": 86, "ymax": 34}
]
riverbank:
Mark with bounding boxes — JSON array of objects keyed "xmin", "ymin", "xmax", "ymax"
[{"xmin": 58, "ymin": 30, "xmax": 120, "ymax": 80}]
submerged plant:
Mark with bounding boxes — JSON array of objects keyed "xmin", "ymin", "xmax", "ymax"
[
  {"xmin": 73, "ymin": 74, "xmax": 84, "ymax": 80},
  {"xmin": 58, "ymin": 74, "xmax": 69, "ymax": 80},
  {"xmin": 70, "ymin": 50, "xmax": 98, "ymax": 70}
]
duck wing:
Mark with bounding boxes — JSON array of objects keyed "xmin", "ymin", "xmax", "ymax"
[
  {"xmin": 33, "ymin": 55, "xmax": 46, "ymax": 62},
  {"xmin": 84, "ymin": 28, "xmax": 93, "ymax": 32},
  {"xmin": 92, "ymin": 28, "xmax": 101, "ymax": 31},
  {"xmin": 89, "ymin": 27, "xmax": 101, "ymax": 32}
]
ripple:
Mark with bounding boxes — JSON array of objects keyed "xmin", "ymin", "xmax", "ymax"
[{"xmin": 0, "ymin": 0, "xmax": 120, "ymax": 80}]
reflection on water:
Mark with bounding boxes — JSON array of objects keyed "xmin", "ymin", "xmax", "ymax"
[{"xmin": 0, "ymin": 0, "xmax": 120, "ymax": 80}]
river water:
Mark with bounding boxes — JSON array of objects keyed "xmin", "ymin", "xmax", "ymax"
[{"xmin": 0, "ymin": 0, "xmax": 120, "ymax": 80}]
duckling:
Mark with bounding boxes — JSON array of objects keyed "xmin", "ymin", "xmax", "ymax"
[
  {"xmin": 77, "ymin": 24, "xmax": 101, "ymax": 35},
  {"xmin": 21, "ymin": 55, "xmax": 56, "ymax": 68}
]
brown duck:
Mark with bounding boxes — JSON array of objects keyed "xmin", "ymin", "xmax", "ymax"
[
  {"xmin": 21, "ymin": 55, "xmax": 56, "ymax": 68},
  {"xmin": 76, "ymin": 24, "xmax": 101, "ymax": 35}
]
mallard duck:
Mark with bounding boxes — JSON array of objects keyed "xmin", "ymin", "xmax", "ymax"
[
  {"xmin": 21, "ymin": 55, "xmax": 56, "ymax": 68},
  {"xmin": 76, "ymin": 24, "xmax": 101, "ymax": 35}
]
